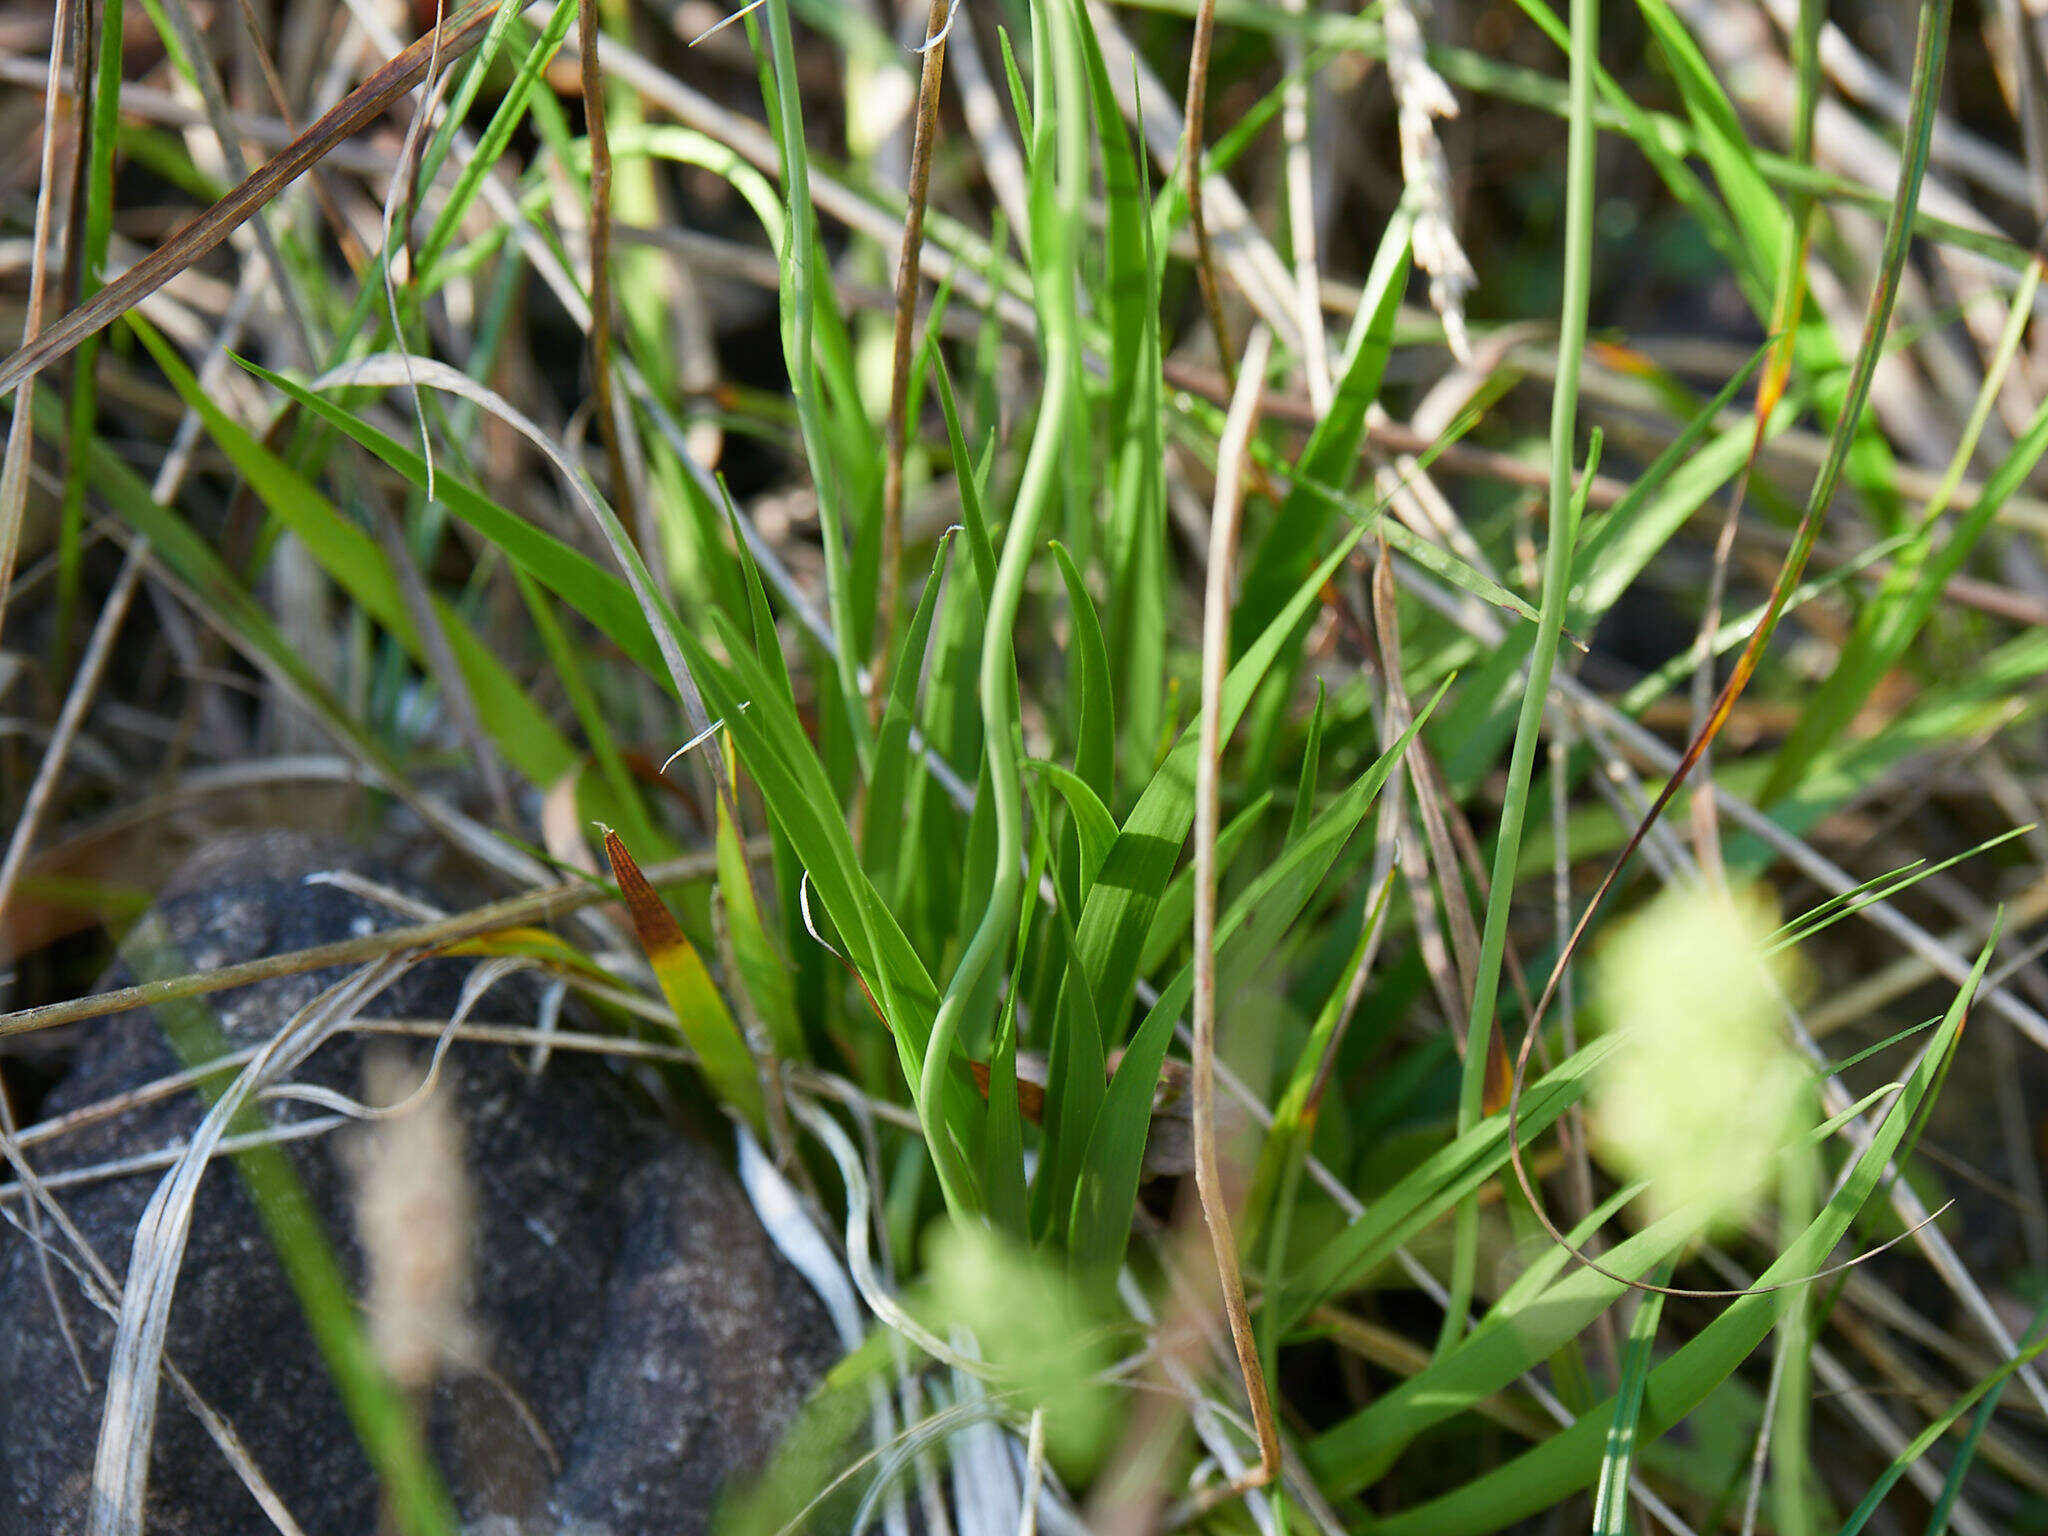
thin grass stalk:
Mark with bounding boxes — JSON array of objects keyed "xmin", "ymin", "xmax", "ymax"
[
  {"xmin": 874, "ymin": 0, "xmax": 956, "ymax": 715},
  {"xmin": 0, "ymin": 846, "xmax": 729, "ymax": 1041},
  {"xmin": 1685, "ymin": 0, "xmax": 1823, "ymax": 876},
  {"xmin": 0, "ymin": 0, "xmax": 81, "ymax": 640},
  {"xmin": 1190, "ymin": 325, "xmax": 1279, "ymax": 1502},
  {"xmin": 53, "ymin": 0, "xmax": 124, "ymax": 675},
  {"xmin": 1181, "ymin": 0, "xmax": 1237, "ymax": 384},
  {"xmin": 1441, "ymin": 0, "xmax": 1599, "ymax": 1355},
  {"xmin": 579, "ymin": 0, "xmax": 640, "ymax": 541}
]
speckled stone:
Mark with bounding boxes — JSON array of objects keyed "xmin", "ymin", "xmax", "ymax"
[{"xmin": 0, "ymin": 833, "xmax": 839, "ymax": 1535}]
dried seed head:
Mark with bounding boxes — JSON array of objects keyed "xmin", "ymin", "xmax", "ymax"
[
  {"xmin": 348, "ymin": 1047, "xmax": 479, "ymax": 1391},
  {"xmin": 1385, "ymin": 0, "xmax": 1476, "ymax": 364},
  {"xmin": 1589, "ymin": 884, "xmax": 1811, "ymax": 1230}
]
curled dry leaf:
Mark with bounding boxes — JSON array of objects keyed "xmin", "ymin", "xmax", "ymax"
[{"xmin": 541, "ymin": 770, "xmax": 602, "ymax": 877}]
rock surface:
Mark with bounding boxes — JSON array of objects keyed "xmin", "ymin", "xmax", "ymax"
[{"xmin": 0, "ymin": 833, "xmax": 838, "ymax": 1535}]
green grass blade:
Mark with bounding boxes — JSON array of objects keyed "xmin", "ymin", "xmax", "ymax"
[
  {"xmin": 863, "ymin": 535, "xmax": 958, "ymax": 904},
  {"xmin": 1076, "ymin": 0, "xmax": 1168, "ymax": 764},
  {"xmin": 54, "ymin": 0, "xmax": 126, "ymax": 670},
  {"xmin": 1288, "ymin": 680, "xmax": 1327, "ymax": 842},
  {"xmin": 757, "ymin": 0, "xmax": 869, "ymax": 750},
  {"xmin": 244, "ymin": 358, "xmax": 670, "ymax": 681},
  {"xmin": 1067, "ymin": 687, "xmax": 1440, "ymax": 1282},
  {"xmin": 1591, "ymin": 1261, "xmax": 1674, "ymax": 1536},
  {"xmin": 604, "ymin": 829, "xmax": 767, "ymax": 1138},
  {"xmin": 1138, "ymin": 791, "xmax": 1274, "ymax": 977},
  {"xmin": 1049, "ymin": 540, "xmax": 1115, "ymax": 803},
  {"xmin": 137, "ymin": 321, "xmax": 575, "ymax": 785},
  {"xmin": 1236, "ymin": 204, "xmax": 1412, "ymax": 644},
  {"xmin": 1073, "ymin": 525, "xmax": 1367, "ymax": 1046},
  {"xmin": 1029, "ymin": 761, "xmax": 1119, "ymax": 896},
  {"xmin": 1444, "ymin": 0, "xmax": 1601, "ymax": 1359},
  {"xmin": 1370, "ymin": 922, "xmax": 1996, "ymax": 1536}
]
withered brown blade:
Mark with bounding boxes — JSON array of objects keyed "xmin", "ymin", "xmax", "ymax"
[
  {"xmin": 967, "ymin": 1059, "xmax": 1047, "ymax": 1125},
  {"xmin": 600, "ymin": 826, "xmax": 686, "ymax": 957},
  {"xmin": 0, "ymin": 0, "xmax": 505, "ymax": 402}
]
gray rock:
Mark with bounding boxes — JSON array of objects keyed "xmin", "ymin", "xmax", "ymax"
[{"xmin": 0, "ymin": 833, "xmax": 839, "ymax": 1535}]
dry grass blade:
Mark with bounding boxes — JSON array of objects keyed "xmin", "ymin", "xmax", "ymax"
[
  {"xmin": 0, "ymin": 0, "xmax": 81, "ymax": 636},
  {"xmin": 151, "ymin": 0, "xmax": 315, "ymax": 362},
  {"xmin": 0, "ymin": 846, "xmax": 729, "ymax": 1040},
  {"xmin": 0, "ymin": 1168, "xmax": 312, "ymax": 1534},
  {"xmin": 874, "ymin": 0, "xmax": 956, "ymax": 710},
  {"xmin": 1181, "ymin": 0, "xmax": 1238, "ymax": 385},
  {"xmin": 224, "ymin": 0, "xmax": 371, "ymax": 271},
  {"xmin": 0, "ymin": 0, "xmax": 506, "ymax": 403},
  {"xmin": 1188, "ymin": 325, "xmax": 1278, "ymax": 1507},
  {"xmin": 86, "ymin": 956, "xmax": 414, "ymax": 1536},
  {"xmin": 579, "ymin": 0, "xmax": 639, "ymax": 542}
]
